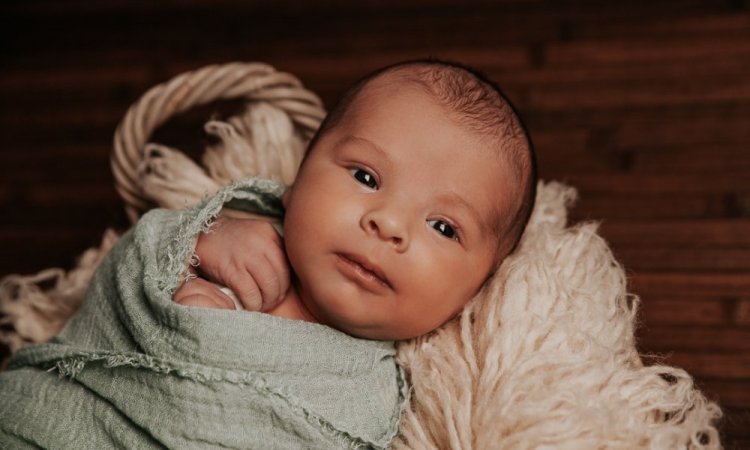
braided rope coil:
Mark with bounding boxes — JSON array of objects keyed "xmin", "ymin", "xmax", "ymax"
[{"xmin": 112, "ymin": 62, "xmax": 326, "ymax": 223}]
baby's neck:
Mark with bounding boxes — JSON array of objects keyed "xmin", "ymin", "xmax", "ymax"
[{"xmin": 265, "ymin": 278, "xmax": 320, "ymax": 324}]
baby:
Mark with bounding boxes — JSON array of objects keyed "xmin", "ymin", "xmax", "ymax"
[
  {"xmin": 174, "ymin": 59, "xmax": 537, "ymax": 341},
  {"xmin": 0, "ymin": 59, "xmax": 537, "ymax": 449}
]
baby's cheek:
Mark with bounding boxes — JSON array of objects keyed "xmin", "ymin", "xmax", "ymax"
[{"xmin": 418, "ymin": 256, "xmax": 482, "ymax": 305}]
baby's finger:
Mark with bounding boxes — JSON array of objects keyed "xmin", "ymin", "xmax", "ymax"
[
  {"xmin": 176, "ymin": 294, "xmax": 234, "ymax": 309},
  {"xmin": 174, "ymin": 278, "xmax": 235, "ymax": 310},
  {"xmin": 243, "ymin": 253, "xmax": 283, "ymax": 311},
  {"xmin": 225, "ymin": 272, "xmax": 263, "ymax": 311},
  {"xmin": 260, "ymin": 244, "xmax": 291, "ymax": 311}
]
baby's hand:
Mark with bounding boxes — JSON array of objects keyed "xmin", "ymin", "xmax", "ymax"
[
  {"xmin": 173, "ymin": 277, "xmax": 236, "ymax": 310},
  {"xmin": 192, "ymin": 216, "xmax": 289, "ymax": 312}
]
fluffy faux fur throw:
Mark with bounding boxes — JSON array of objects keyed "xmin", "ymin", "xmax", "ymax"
[{"xmin": 393, "ymin": 181, "xmax": 722, "ymax": 450}]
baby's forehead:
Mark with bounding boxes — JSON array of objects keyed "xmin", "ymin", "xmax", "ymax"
[{"xmin": 332, "ymin": 69, "xmax": 524, "ymax": 223}]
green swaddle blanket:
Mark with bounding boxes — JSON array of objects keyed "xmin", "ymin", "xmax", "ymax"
[{"xmin": 0, "ymin": 178, "xmax": 408, "ymax": 449}]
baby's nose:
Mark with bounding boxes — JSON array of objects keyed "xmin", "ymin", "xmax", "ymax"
[{"xmin": 361, "ymin": 209, "xmax": 409, "ymax": 251}]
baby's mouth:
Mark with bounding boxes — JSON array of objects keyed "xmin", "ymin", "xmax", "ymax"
[{"xmin": 336, "ymin": 253, "xmax": 392, "ymax": 290}]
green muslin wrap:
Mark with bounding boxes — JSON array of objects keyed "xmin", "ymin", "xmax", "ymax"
[{"xmin": 0, "ymin": 178, "xmax": 408, "ymax": 450}]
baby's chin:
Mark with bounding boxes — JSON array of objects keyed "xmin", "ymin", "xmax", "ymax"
[
  {"xmin": 313, "ymin": 309, "xmax": 401, "ymax": 341},
  {"xmin": 298, "ymin": 285, "xmax": 453, "ymax": 340},
  {"xmin": 321, "ymin": 311, "xmax": 441, "ymax": 341}
]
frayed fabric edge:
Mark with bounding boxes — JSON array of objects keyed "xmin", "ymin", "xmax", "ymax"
[{"xmin": 43, "ymin": 349, "xmax": 394, "ymax": 450}]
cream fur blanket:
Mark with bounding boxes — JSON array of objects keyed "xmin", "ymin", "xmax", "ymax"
[
  {"xmin": 0, "ymin": 102, "xmax": 721, "ymax": 449},
  {"xmin": 393, "ymin": 181, "xmax": 722, "ymax": 449}
]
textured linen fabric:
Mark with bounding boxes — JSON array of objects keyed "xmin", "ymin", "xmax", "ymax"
[{"xmin": 0, "ymin": 178, "xmax": 407, "ymax": 450}]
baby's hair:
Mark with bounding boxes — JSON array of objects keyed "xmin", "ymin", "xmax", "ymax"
[{"xmin": 306, "ymin": 59, "xmax": 538, "ymax": 261}]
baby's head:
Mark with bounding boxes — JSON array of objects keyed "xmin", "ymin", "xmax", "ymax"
[{"xmin": 283, "ymin": 60, "xmax": 537, "ymax": 340}]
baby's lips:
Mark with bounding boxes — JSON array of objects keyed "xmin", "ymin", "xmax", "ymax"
[{"xmin": 337, "ymin": 252, "xmax": 393, "ymax": 290}]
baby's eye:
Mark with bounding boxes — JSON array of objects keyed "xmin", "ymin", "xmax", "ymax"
[
  {"xmin": 350, "ymin": 168, "xmax": 378, "ymax": 190},
  {"xmin": 427, "ymin": 219, "xmax": 458, "ymax": 240}
]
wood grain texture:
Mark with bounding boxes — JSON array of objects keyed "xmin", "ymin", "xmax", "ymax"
[{"xmin": 1, "ymin": 0, "xmax": 748, "ymax": 447}]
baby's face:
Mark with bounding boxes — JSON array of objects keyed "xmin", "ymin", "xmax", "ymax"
[{"xmin": 283, "ymin": 80, "xmax": 515, "ymax": 340}]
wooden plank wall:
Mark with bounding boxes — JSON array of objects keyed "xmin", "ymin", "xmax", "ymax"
[{"xmin": 1, "ymin": 1, "xmax": 748, "ymax": 447}]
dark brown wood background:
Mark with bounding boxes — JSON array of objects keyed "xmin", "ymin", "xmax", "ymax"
[{"xmin": 2, "ymin": 1, "xmax": 748, "ymax": 447}]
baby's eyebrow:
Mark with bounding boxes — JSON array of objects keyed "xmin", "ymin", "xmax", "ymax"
[{"xmin": 335, "ymin": 135, "xmax": 393, "ymax": 166}]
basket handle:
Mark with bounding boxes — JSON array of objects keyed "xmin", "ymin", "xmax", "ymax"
[{"xmin": 111, "ymin": 62, "xmax": 326, "ymax": 223}]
